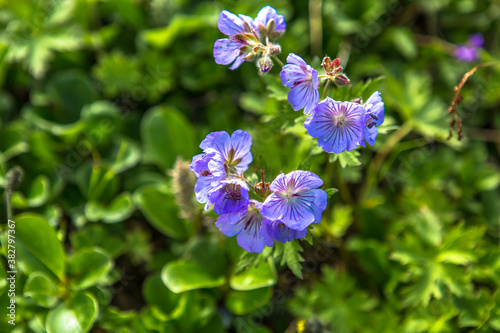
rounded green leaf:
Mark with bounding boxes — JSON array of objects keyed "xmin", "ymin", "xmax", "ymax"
[
  {"xmin": 133, "ymin": 185, "xmax": 191, "ymax": 239},
  {"xmin": 24, "ymin": 272, "xmax": 59, "ymax": 308},
  {"xmin": 110, "ymin": 139, "xmax": 141, "ymax": 174},
  {"xmin": 69, "ymin": 248, "xmax": 113, "ymax": 290},
  {"xmin": 230, "ymin": 258, "xmax": 277, "ymax": 291},
  {"xmin": 225, "ymin": 287, "xmax": 272, "ymax": 315},
  {"xmin": 84, "ymin": 192, "xmax": 135, "ymax": 223},
  {"xmin": 46, "ymin": 292, "xmax": 98, "ymax": 333},
  {"xmin": 141, "ymin": 105, "xmax": 195, "ymax": 170},
  {"xmin": 161, "ymin": 260, "xmax": 226, "ymax": 293},
  {"xmin": 143, "ymin": 273, "xmax": 180, "ymax": 314},
  {"xmin": 27, "ymin": 175, "xmax": 51, "ymax": 207},
  {"xmin": 10, "ymin": 214, "xmax": 66, "ymax": 281}
]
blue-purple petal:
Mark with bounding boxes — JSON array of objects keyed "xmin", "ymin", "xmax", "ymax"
[
  {"xmin": 286, "ymin": 53, "xmax": 308, "ymax": 67},
  {"xmin": 254, "ymin": 6, "xmax": 286, "ymax": 35},
  {"xmin": 210, "ymin": 178, "xmax": 249, "ymax": 215},
  {"xmin": 311, "ymin": 189, "xmax": 327, "ymax": 223},
  {"xmin": 218, "ymin": 10, "xmax": 245, "ymax": 36},
  {"xmin": 263, "ymin": 219, "xmax": 307, "ymax": 243},
  {"xmin": 230, "ymin": 130, "xmax": 253, "ymax": 172},
  {"xmin": 215, "ymin": 212, "xmax": 243, "ymax": 237},
  {"xmin": 285, "ymin": 170, "xmax": 323, "ymax": 190},
  {"xmin": 363, "ymin": 125, "xmax": 378, "ymax": 147},
  {"xmin": 214, "ymin": 39, "xmax": 243, "ymax": 66},
  {"xmin": 305, "ymin": 99, "xmax": 365, "ymax": 154}
]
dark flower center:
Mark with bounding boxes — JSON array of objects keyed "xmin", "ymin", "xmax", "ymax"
[{"xmin": 224, "ymin": 184, "xmax": 242, "ymax": 201}]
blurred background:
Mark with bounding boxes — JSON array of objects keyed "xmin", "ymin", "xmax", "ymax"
[{"xmin": 0, "ymin": 0, "xmax": 499, "ymax": 332}]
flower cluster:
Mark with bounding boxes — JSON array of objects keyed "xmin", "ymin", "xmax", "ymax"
[
  {"xmin": 214, "ymin": 6, "xmax": 285, "ymax": 72},
  {"xmin": 190, "ymin": 130, "xmax": 327, "ymax": 253},
  {"xmin": 281, "ymin": 53, "xmax": 385, "ymax": 153},
  {"xmin": 213, "ymin": 6, "xmax": 386, "ymax": 155},
  {"xmin": 454, "ymin": 33, "xmax": 484, "ymax": 62}
]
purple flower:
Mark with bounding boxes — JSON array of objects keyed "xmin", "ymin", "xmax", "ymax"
[
  {"xmin": 304, "ymin": 98, "xmax": 365, "ymax": 153},
  {"xmin": 200, "ymin": 130, "xmax": 253, "ymax": 175},
  {"xmin": 216, "ymin": 200, "xmax": 269, "ymax": 253},
  {"xmin": 469, "ymin": 33, "xmax": 484, "ymax": 48},
  {"xmin": 209, "ymin": 177, "xmax": 249, "ymax": 215},
  {"xmin": 454, "ymin": 33, "xmax": 484, "ymax": 62},
  {"xmin": 190, "ymin": 130, "xmax": 252, "ymax": 210},
  {"xmin": 280, "ymin": 53, "xmax": 319, "ymax": 114},
  {"xmin": 214, "ymin": 10, "xmax": 258, "ymax": 70},
  {"xmin": 360, "ymin": 91, "xmax": 385, "ymax": 147},
  {"xmin": 263, "ymin": 220, "xmax": 307, "ymax": 247},
  {"xmin": 260, "ymin": 171, "xmax": 327, "ymax": 231},
  {"xmin": 190, "ymin": 153, "xmax": 225, "ymax": 208},
  {"xmin": 253, "ymin": 6, "xmax": 286, "ymax": 39}
]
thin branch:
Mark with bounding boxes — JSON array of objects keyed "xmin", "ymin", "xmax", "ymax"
[{"xmin": 447, "ymin": 62, "xmax": 500, "ymax": 140}]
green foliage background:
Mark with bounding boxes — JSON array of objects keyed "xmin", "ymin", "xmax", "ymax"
[{"xmin": 0, "ymin": 0, "xmax": 499, "ymax": 332}]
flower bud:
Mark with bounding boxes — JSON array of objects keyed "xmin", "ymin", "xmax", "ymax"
[
  {"xmin": 266, "ymin": 18, "xmax": 276, "ymax": 36},
  {"xmin": 322, "ymin": 55, "xmax": 342, "ymax": 73},
  {"xmin": 334, "ymin": 73, "xmax": 350, "ymax": 86},
  {"xmin": 268, "ymin": 43, "xmax": 281, "ymax": 56},
  {"xmin": 255, "ymin": 180, "xmax": 271, "ymax": 196},
  {"xmin": 258, "ymin": 56, "xmax": 273, "ymax": 73}
]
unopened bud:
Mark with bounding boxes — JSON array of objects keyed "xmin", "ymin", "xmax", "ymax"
[
  {"xmin": 258, "ymin": 56, "xmax": 273, "ymax": 73},
  {"xmin": 351, "ymin": 97, "xmax": 362, "ymax": 104},
  {"xmin": 268, "ymin": 43, "xmax": 281, "ymax": 56},
  {"xmin": 334, "ymin": 73, "xmax": 350, "ymax": 86},
  {"xmin": 255, "ymin": 181, "xmax": 271, "ymax": 196},
  {"xmin": 322, "ymin": 55, "xmax": 341, "ymax": 73},
  {"xmin": 266, "ymin": 19, "xmax": 276, "ymax": 36}
]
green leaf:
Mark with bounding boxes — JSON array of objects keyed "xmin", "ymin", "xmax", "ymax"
[
  {"xmin": 92, "ymin": 51, "xmax": 141, "ymax": 97},
  {"xmin": 45, "ymin": 70, "xmax": 97, "ymax": 122},
  {"xmin": 69, "ymin": 248, "xmax": 113, "ymax": 290},
  {"xmin": 143, "ymin": 274, "xmax": 181, "ymax": 314},
  {"xmin": 161, "ymin": 260, "xmax": 226, "ymax": 293},
  {"xmin": 329, "ymin": 150, "xmax": 361, "ymax": 168},
  {"xmin": 234, "ymin": 252, "xmax": 261, "ymax": 275},
  {"xmin": 230, "ymin": 257, "xmax": 277, "ymax": 291},
  {"xmin": 46, "ymin": 292, "xmax": 98, "ymax": 333},
  {"xmin": 261, "ymin": 74, "xmax": 289, "ymax": 101},
  {"xmin": 23, "ymin": 272, "xmax": 59, "ymax": 308},
  {"xmin": 141, "ymin": 15, "xmax": 213, "ymax": 49},
  {"xmin": 7, "ymin": 214, "xmax": 66, "ymax": 280},
  {"xmin": 133, "ymin": 185, "xmax": 191, "ymax": 240},
  {"xmin": 84, "ymin": 192, "xmax": 135, "ymax": 223},
  {"xmin": 225, "ymin": 287, "xmax": 272, "ymax": 315},
  {"xmin": 110, "ymin": 139, "xmax": 141, "ymax": 174},
  {"xmin": 141, "ymin": 105, "xmax": 195, "ymax": 170},
  {"xmin": 389, "ymin": 27, "xmax": 418, "ymax": 59},
  {"xmin": 280, "ymin": 241, "xmax": 305, "ymax": 279},
  {"xmin": 325, "ymin": 188, "xmax": 339, "ymax": 199},
  {"xmin": 328, "ymin": 205, "xmax": 354, "ymax": 238},
  {"xmin": 185, "ymin": 237, "xmax": 227, "ymax": 278},
  {"xmin": 27, "ymin": 175, "xmax": 51, "ymax": 207},
  {"xmin": 454, "ymin": 289, "xmax": 494, "ymax": 328}
]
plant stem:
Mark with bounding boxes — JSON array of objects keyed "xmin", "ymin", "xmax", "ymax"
[
  {"xmin": 335, "ymin": 161, "xmax": 353, "ymax": 205},
  {"xmin": 322, "ymin": 79, "xmax": 331, "ymax": 99},
  {"xmin": 272, "ymin": 56, "xmax": 284, "ymax": 68},
  {"xmin": 360, "ymin": 121, "xmax": 413, "ymax": 198}
]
